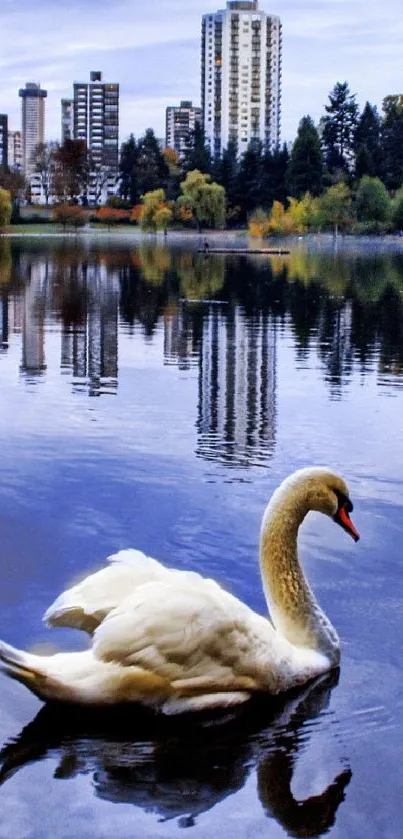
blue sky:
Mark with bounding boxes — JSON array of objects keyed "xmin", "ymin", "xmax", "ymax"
[{"xmin": 1, "ymin": 0, "xmax": 402, "ymax": 146}]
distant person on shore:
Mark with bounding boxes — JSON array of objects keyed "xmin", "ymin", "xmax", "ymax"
[{"xmin": 203, "ymin": 238, "xmax": 209, "ymax": 253}]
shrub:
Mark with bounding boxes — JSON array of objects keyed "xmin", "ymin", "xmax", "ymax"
[
  {"xmin": 52, "ymin": 204, "xmax": 86, "ymax": 229},
  {"xmin": 0, "ymin": 187, "xmax": 12, "ymax": 228}
]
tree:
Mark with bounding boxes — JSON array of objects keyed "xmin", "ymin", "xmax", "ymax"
[
  {"xmin": 140, "ymin": 188, "xmax": 173, "ymax": 232},
  {"xmin": 0, "ymin": 187, "xmax": 11, "ymax": 227},
  {"xmin": 286, "ymin": 116, "xmax": 324, "ymax": 197},
  {"xmin": 319, "ymin": 183, "xmax": 352, "ymax": 234},
  {"xmin": 52, "ymin": 204, "xmax": 86, "ymax": 229},
  {"xmin": 89, "ymin": 159, "xmax": 117, "ymax": 207},
  {"xmin": 177, "ymin": 169, "xmax": 226, "ymax": 230},
  {"xmin": 95, "ymin": 207, "xmax": 130, "ymax": 229},
  {"xmin": 287, "ymin": 194, "xmax": 321, "ymax": 233},
  {"xmin": 354, "ymin": 102, "xmax": 383, "ymax": 180},
  {"xmin": 0, "ymin": 168, "xmax": 25, "ymax": 222},
  {"xmin": 162, "ymin": 147, "xmax": 181, "ymax": 201},
  {"xmin": 212, "ymin": 140, "xmax": 239, "ymax": 222},
  {"xmin": 248, "ymin": 207, "xmax": 269, "ymax": 238},
  {"xmin": 266, "ymin": 200, "xmax": 293, "ymax": 236},
  {"xmin": 119, "ymin": 135, "xmax": 139, "ymax": 205},
  {"xmin": 321, "ymin": 82, "xmax": 359, "ymax": 174},
  {"xmin": 391, "ymin": 186, "xmax": 403, "ymax": 230},
  {"xmin": 381, "ymin": 96, "xmax": 403, "ymax": 190},
  {"xmin": 355, "ymin": 176, "xmax": 391, "ymax": 222},
  {"xmin": 52, "ymin": 140, "xmax": 89, "ymax": 203},
  {"xmin": 31, "ymin": 141, "xmax": 57, "ymax": 204},
  {"xmin": 136, "ymin": 129, "xmax": 169, "ymax": 197},
  {"xmin": 261, "ymin": 144, "xmax": 290, "ymax": 207},
  {"xmin": 235, "ymin": 141, "xmax": 264, "ymax": 220},
  {"xmin": 181, "ymin": 122, "xmax": 212, "ymax": 176}
]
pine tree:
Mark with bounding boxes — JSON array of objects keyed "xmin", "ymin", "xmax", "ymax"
[
  {"xmin": 322, "ymin": 82, "xmax": 359, "ymax": 174},
  {"xmin": 119, "ymin": 135, "xmax": 139, "ymax": 204},
  {"xmin": 136, "ymin": 129, "xmax": 169, "ymax": 197},
  {"xmin": 212, "ymin": 140, "xmax": 239, "ymax": 221},
  {"xmin": 381, "ymin": 96, "xmax": 403, "ymax": 190},
  {"xmin": 354, "ymin": 102, "xmax": 383, "ymax": 180},
  {"xmin": 235, "ymin": 141, "xmax": 264, "ymax": 220},
  {"xmin": 286, "ymin": 116, "xmax": 324, "ymax": 197},
  {"xmin": 264, "ymin": 144, "xmax": 290, "ymax": 206},
  {"xmin": 181, "ymin": 123, "xmax": 212, "ymax": 176}
]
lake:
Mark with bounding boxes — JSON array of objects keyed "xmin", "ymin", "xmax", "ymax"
[{"xmin": 0, "ymin": 232, "xmax": 402, "ymax": 839}]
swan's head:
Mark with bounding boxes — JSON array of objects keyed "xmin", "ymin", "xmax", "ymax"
[{"xmin": 270, "ymin": 467, "xmax": 360, "ymax": 541}]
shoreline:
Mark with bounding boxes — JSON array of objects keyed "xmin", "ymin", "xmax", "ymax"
[{"xmin": 2, "ymin": 228, "xmax": 403, "ymax": 256}]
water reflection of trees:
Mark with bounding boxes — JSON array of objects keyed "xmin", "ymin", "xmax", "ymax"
[
  {"xmin": 3, "ymin": 240, "xmax": 403, "ymax": 412},
  {"xmin": 0, "ymin": 674, "xmax": 351, "ymax": 836}
]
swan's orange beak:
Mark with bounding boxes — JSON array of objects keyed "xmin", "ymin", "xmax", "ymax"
[{"xmin": 334, "ymin": 504, "xmax": 360, "ymax": 542}]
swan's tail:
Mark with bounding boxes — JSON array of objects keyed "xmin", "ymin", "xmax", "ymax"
[{"xmin": 0, "ymin": 641, "xmax": 48, "ymax": 699}]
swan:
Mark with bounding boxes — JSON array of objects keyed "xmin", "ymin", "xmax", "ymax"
[{"xmin": 0, "ymin": 467, "xmax": 359, "ymax": 714}]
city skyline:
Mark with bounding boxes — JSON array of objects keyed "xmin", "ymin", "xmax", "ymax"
[{"xmin": 0, "ymin": 0, "xmax": 401, "ymax": 147}]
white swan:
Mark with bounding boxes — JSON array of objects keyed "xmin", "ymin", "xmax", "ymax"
[{"xmin": 0, "ymin": 467, "xmax": 359, "ymax": 714}]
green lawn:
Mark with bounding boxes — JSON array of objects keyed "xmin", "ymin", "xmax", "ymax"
[{"xmin": 2, "ymin": 224, "xmax": 139, "ymax": 235}]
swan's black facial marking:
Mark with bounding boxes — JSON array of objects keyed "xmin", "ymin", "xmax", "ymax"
[{"xmin": 333, "ymin": 489, "xmax": 359, "ymax": 541}]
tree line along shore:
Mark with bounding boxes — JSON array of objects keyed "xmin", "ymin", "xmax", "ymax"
[{"xmin": 1, "ymin": 81, "xmax": 403, "ymax": 236}]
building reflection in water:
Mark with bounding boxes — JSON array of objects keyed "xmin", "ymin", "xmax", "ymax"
[
  {"xmin": 0, "ymin": 292, "xmax": 9, "ymax": 350},
  {"xmin": 60, "ymin": 262, "xmax": 119, "ymax": 397},
  {"xmin": 13, "ymin": 255, "xmax": 119, "ymax": 396},
  {"xmin": 164, "ymin": 301, "xmax": 277, "ymax": 468},
  {"xmin": 20, "ymin": 260, "xmax": 47, "ymax": 378}
]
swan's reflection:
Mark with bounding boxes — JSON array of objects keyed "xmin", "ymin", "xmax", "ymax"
[{"xmin": 0, "ymin": 673, "xmax": 351, "ymax": 835}]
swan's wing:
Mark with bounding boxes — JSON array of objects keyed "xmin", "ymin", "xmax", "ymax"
[
  {"xmin": 43, "ymin": 550, "xmax": 172, "ymax": 633},
  {"xmin": 92, "ymin": 580, "xmax": 273, "ymax": 695}
]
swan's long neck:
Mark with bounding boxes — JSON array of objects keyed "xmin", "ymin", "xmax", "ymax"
[{"xmin": 259, "ymin": 486, "xmax": 340, "ymax": 665}]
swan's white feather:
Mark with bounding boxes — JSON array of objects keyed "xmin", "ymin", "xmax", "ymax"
[
  {"xmin": 92, "ymin": 579, "xmax": 329, "ymax": 697},
  {"xmin": 43, "ymin": 549, "xmax": 212, "ymax": 633}
]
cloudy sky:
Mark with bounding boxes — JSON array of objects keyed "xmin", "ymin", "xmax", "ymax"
[{"xmin": 1, "ymin": 0, "xmax": 402, "ymax": 146}]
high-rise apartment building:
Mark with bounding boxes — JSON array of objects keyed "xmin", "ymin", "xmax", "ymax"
[
  {"xmin": 61, "ymin": 98, "xmax": 74, "ymax": 142},
  {"xmin": 201, "ymin": 0, "xmax": 281, "ymax": 157},
  {"xmin": 165, "ymin": 100, "xmax": 202, "ymax": 159},
  {"xmin": 7, "ymin": 130, "xmax": 23, "ymax": 171},
  {"xmin": 72, "ymin": 71, "xmax": 119, "ymax": 170},
  {"xmin": 19, "ymin": 83, "xmax": 47, "ymax": 175},
  {"xmin": 0, "ymin": 115, "xmax": 7, "ymax": 168}
]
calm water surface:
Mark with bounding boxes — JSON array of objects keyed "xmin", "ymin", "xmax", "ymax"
[{"xmin": 0, "ymin": 234, "xmax": 402, "ymax": 838}]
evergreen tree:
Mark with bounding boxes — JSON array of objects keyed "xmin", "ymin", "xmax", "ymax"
[
  {"xmin": 322, "ymin": 82, "xmax": 359, "ymax": 174},
  {"xmin": 212, "ymin": 141, "xmax": 239, "ymax": 221},
  {"xmin": 286, "ymin": 116, "xmax": 324, "ymax": 197},
  {"xmin": 264, "ymin": 144, "xmax": 290, "ymax": 206},
  {"xmin": 181, "ymin": 123, "xmax": 212, "ymax": 175},
  {"xmin": 381, "ymin": 96, "xmax": 403, "ymax": 190},
  {"xmin": 236, "ymin": 141, "xmax": 264, "ymax": 220},
  {"xmin": 119, "ymin": 135, "xmax": 139, "ymax": 204},
  {"xmin": 136, "ymin": 129, "xmax": 169, "ymax": 197},
  {"xmin": 163, "ymin": 147, "xmax": 181, "ymax": 201},
  {"xmin": 354, "ymin": 102, "xmax": 383, "ymax": 180}
]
